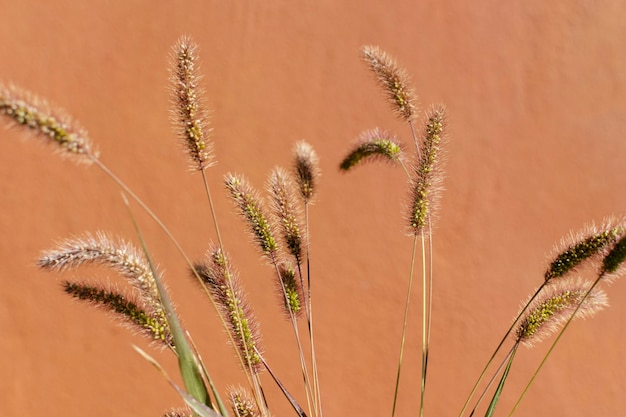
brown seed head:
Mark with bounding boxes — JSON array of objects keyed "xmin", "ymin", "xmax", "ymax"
[
  {"xmin": 293, "ymin": 140, "xmax": 320, "ymax": 203},
  {"xmin": 545, "ymin": 217, "xmax": 625, "ymax": 281},
  {"xmin": 408, "ymin": 105, "xmax": 446, "ymax": 236},
  {"xmin": 361, "ymin": 45, "xmax": 417, "ymax": 121},
  {"xmin": 225, "ymin": 173, "xmax": 278, "ymax": 258},
  {"xmin": 194, "ymin": 247, "xmax": 262, "ymax": 370},
  {"xmin": 170, "ymin": 36, "xmax": 214, "ymax": 170},
  {"xmin": 268, "ymin": 167, "xmax": 303, "ymax": 260},
  {"xmin": 0, "ymin": 83, "xmax": 97, "ymax": 163},
  {"xmin": 63, "ymin": 280, "xmax": 173, "ymax": 349}
]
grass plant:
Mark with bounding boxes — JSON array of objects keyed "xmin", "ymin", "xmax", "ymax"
[{"xmin": 1, "ymin": 37, "xmax": 624, "ymax": 417}]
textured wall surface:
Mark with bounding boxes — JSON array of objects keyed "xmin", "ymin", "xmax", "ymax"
[{"xmin": 1, "ymin": 2, "xmax": 626, "ymax": 416}]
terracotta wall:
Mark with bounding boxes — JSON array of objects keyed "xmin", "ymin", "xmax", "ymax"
[{"xmin": 1, "ymin": 1, "xmax": 626, "ymax": 416}]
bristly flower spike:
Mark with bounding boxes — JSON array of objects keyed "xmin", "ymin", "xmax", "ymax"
[
  {"xmin": 229, "ymin": 387, "xmax": 260, "ymax": 417},
  {"xmin": 293, "ymin": 140, "xmax": 320, "ymax": 204},
  {"xmin": 514, "ymin": 277, "xmax": 608, "ymax": 348},
  {"xmin": 277, "ymin": 262, "xmax": 303, "ymax": 318},
  {"xmin": 339, "ymin": 128, "xmax": 404, "ymax": 171},
  {"xmin": 545, "ymin": 217, "xmax": 624, "ymax": 281},
  {"xmin": 408, "ymin": 105, "xmax": 446, "ymax": 236},
  {"xmin": 268, "ymin": 167, "xmax": 303, "ymax": 261},
  {"xmin": 225, "ymin": 173, "xmax": 278, "ymax": 259},
  {"xmin": 0, "ymin": 83, "xmax": 97, "ymax": 163},
  {"xmin": 600, "ymin": 230, "xmax": 626, "ymax": 282},
  {"xmin": 63, "ymin": 281, "xmax": 174, "ymax": 349},
  {"xmin": 37, "ymin": 232, "xmax": 165, "ymax": 319},
  {"xmin": 170, "ymin": 36, "xmax": 214, "ymax": 171},
  {"xmin": 194, "ymin": 247, "xmax": 262, "ymax": 370},
  {"xmin": 361, "ymin": 45, "xmax": 417, "ymax": 122}
]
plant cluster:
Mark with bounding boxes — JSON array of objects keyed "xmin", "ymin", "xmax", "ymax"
[{"xmin": 1, "ymin": 37, "xmax": 624, "ymax": 417}]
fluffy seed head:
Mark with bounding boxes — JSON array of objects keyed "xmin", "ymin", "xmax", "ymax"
[
  {"xmin": 170, "ymin": 36, "xmax": 214, "ymax": 170},
  {"xmin": 545, "ymin": 217, "xmax": 624, "ymax": 281},
  {"xmin": 339, "ymin": 128, "xmax": 404, "ymax": 171},
  {"xmin": 408, "ymin": 106, "xmax": 446, "ymax": 236},
  {"xmin": 225, "ymin": 173, "xmax": 278, "ymax": 258},
  {"xmin": 293, "ymin": 140, "xmax": 320, "ymax": 203},
  {"xmin": 63, "ymin": 281, "xmax": 173, "ymax": 349},
  {"xmin": 277, "ymin": 262, "xmax": 303, "ymax": 318},
  {"xmin": 268, "ymin": 167, "xmax": 303, "ymax": 260},
  {"xmin": 0, "ymin": 83, "xmax": 97, "ymax": 163},
  {"xmin": 38, "ymin": 232, "xmax": 163, "ymax": 313},
  {"xmin": 361, "ymin": 45, "xmax": 417, "ymax": 121},
  {"xmin": 514, "ymin": 278, "xmax": 608, "ymax": 347},
  {"xmin": 195, "ymin": 247, "xmax": 262, "ymax": 370},
  {"xmin": 229, "ymin": 387, "xmax": 260, "ymax": 417}
]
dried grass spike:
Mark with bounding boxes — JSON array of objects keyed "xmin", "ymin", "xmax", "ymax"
[
  {"xmin": 407, "ymin": 106, "xmax": 446, "ymax": 235},
  {"xmin": 63, "ymin": 281, "xmax": 173, "ymax": 349},
  {"xmin": 229, "ymin": 387, "xmax": 260, "ymax": 417},
  {"xmin": 361, "ymin": 45, "xmax": 417, "ymax": 121},
  {"xmin": 38, "ymin": 232, "xmax": 170, "ymax": 338},
  {"xmin": 268, "ymin": 167, "xmax": 303, "ymax": 260},
  {"xmin": 339, "ymin": 128, "xmax": 404, "ymax": 171},
  {"xmin": 277, "ymin": 262, "xmax": 303, "ymax": 318},
  {"xmin": 545, "ymin": 218, "xmax": 623, "ymax": 281},
  {"xmin": 225, "ymin": 173, "xmax": 278, "ymax": 258},
  {"xmin": 170, "ymin": 36, "xmax": 214, "ymax": 170},
  {"xmin": 0, "ymin": 83, "xmax": 97, "ymax": 163},
  {"xmin": 195, "ymin": 247, "xmax": 262, "ymax": 370},
  {"xmin": 293, "ymin": 140, "xmax": 320, "ymax": 203},
  {"xmin": 601, "ymin": 231, "xmax": 626, "ymax": 280},
  {"xmin": 514, "ymin": 278, "xmax": 608, "ymax": 347}
]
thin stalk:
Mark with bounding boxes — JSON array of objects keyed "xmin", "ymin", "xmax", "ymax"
[
  {"xmin": 303, "ymin": 202, "xmax": 323, "ymax": 417},
  {"xmin": 484, "ymin": 344, "xmax": 518, "ymax": 417},
  {"xmin": 419, "ymin": 233, "xmax": 428, "ymax": 417},
  {"xmin": 508, "ymin": 274, "xmax": 604, "ymax": 416},
  {"xmin": 459, "ymin": 282, "xmax": 548, "ymax": 417},
  {"xmin": 468, "ymin": 344, "xmax": 519, "ymax": 417},
  {"xmin": 271, "ymin": 255, "xmax": 316, "ymax": 417},
  {"xmin": 391, "ymin": 234, "xmax": 419, "ymax": 417}
]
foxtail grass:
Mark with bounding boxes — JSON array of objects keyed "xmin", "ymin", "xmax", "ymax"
[{"xmin": 3, "ymin": 36, "xmax": 624, "ymax": 417}]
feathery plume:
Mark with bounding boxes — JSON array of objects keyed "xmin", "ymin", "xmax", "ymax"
[
  {"xmin": 170, "ymin": 36, "xmax": 214, "ymax": 170},
  {"xmin": 361, "ymin": 45, "xmax": 417, "ymax": 121},
  {"xmin": 225, "ymin": 173, "xmax": 278, "ymax": 258},
  {"xmin": 277, "ymin": 262, "xmax": 303, "ymax": 318},
  {"xmin": 63, "ymin": 281, "xmax": 173, "ymax": 348},
  {"xmin": 293, "ymin": 140, "xmax": 320, "ymax": 204},
  {"xmin": 339, "ymin": 128, "xmax": 404, "ymax": 171},
  {"xmin": 407, "ymin": 106, "xmax": 446, "ymax": 235},
  {"xmin": 38, "ymin": 232, "xmax": 169, "ymax": 334},
  {"xmin": 229, "ymin": 387, "xmax": 260, "ymax": 417},
  {"xmin": 545, "ymin": 218, "xmax": 624, "ymax": 281},
  {"xmin": 195, "ymin": 247, "xmax": 262, "ymax": 370},
  {"xmin": 514, "ymin": 278, "xmax": 608, "ymax": 347},
  {"xmin": 268, "ymin": 167, "xmax": 303, "ymax": 261},
  {"xmin": 0, "ymin": 83, "xmax": 97, "ymax": 163}
]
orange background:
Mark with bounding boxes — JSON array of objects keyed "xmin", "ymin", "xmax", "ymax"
[{"xmin": 1, "ymin": 2, "xmax": 626, "ymax": 416}]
